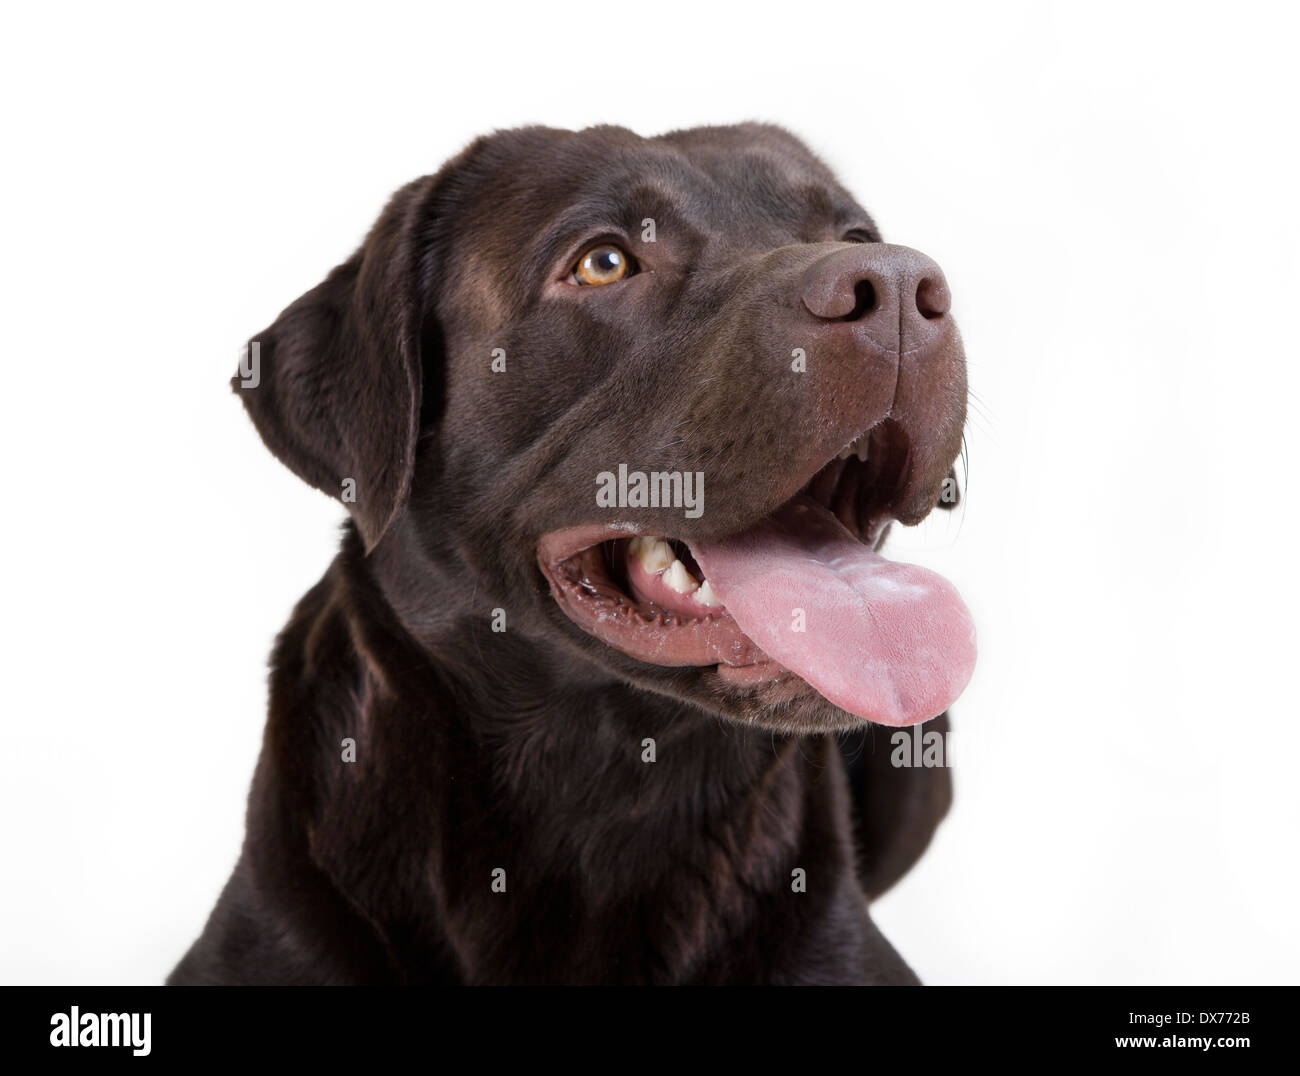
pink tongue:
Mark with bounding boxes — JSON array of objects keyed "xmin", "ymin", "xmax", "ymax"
[{"xmin": 687, "ymin": 496, "xmax": 976, "ymax": 726}]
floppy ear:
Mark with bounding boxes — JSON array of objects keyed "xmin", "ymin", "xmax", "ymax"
[{"xmin": 233, "ymin": 174, "xmax": 442, "ymax": 551}]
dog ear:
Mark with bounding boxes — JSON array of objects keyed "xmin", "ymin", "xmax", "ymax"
[{"xmin": 233, "ymin": 175, "xmax": 443, "ymax": 551}]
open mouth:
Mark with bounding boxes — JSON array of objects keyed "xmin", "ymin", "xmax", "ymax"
[{"xmin": 537, "ymin": 419, "xmax": 976, "ymax": 727}]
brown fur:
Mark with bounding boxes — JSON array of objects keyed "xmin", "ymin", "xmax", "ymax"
[{"xmin": 170, "ymin": 124, "xmax": 961, "ymax": 985}]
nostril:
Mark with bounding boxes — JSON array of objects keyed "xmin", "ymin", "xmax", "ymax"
[
  {"xmin": 838, "ymin": 278, "xmax": 877, "ymax": 322},
  {"xmin": 915, "ymin": 276, "xmax": 949, "ymax": 320}
]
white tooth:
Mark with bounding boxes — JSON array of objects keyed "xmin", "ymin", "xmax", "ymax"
[
  {"xmin": 663, "ymin": 559, "xmax": 699, "ymax": 594},
  {"xmin": 838, "ymin": 445, "xmax": 854, "ymax": 460},
  {"xmin": 855, "ymin": 440, "xmax": 870, "ymax": 462},
  {"xmin": 692, "ymin": 579, "xmax": 723, "ymax": 607},
  {"xmin": 633, "ymin": 537, "xmax": 674, "ymax": 574}
]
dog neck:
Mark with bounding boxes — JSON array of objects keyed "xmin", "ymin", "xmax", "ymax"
[{"xmin": 262, "ymin": 528, "xmax": 863, "ymax": 980}]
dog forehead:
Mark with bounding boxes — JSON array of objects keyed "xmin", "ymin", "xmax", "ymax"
[
  {"xmin": 443, "ymin": 124, "xmax": 857, "ymax": 242},
  {"xmin": 425, "ymin": 124, "xmax": 872, "ymax": 335}
]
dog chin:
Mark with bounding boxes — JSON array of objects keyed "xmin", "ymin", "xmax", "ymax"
[
  {"xmin": 702, "ymin": 675, "xmax": 875, "ymax": 734},
  {"xmin": 574, "ymin": 639, "xmax": 877, "ymax": 735}
]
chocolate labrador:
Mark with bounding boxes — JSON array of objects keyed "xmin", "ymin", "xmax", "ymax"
[{"xmin": 169, "ymin": 123, "xmax": 976, "ymax": 985}]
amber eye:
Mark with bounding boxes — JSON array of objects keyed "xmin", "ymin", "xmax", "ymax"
[{"xmin": 573, "ymin": 244, "xmax": 632, "ymax": 286}]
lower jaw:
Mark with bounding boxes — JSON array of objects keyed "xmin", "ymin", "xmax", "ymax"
[
  {"xmin": 534, "ymin": 552, "xmax": 861, "ymax": 732},
  {"xmin": 537, "ymin": 517, "xmax": 952, "ymax": 734},
  {"xmin": 538, "ymin": 563, "xmax": 818, "ymax": 726},
  {"xmin": 538, "ymin": 525, "xmax": 826, "ymax": 709},
  {"xmin": 536, "ymin": 493, "xmax": 892, "ymax": 684}
]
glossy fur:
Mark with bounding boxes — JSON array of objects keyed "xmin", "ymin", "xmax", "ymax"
[{"xmin": 170, "ymin": 124, "xmax": 958, "ymax": 985}]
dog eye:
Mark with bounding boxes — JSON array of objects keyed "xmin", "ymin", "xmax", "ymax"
[
  {"xmin": 843, "ymin": 229, "xmax": 876, "ymax": 244},
  {"xmin": 573, "ymin": 244, "xmax": 633, "ymax": 286}
]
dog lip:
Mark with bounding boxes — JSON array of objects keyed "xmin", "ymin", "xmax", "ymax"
[
  {"xmin": 536, "ymin": 521, "xmax": 645, "ymax": 568},
  {"xmin": 536, "ymin": 524, "xmax": 770, "ymax": 670}
]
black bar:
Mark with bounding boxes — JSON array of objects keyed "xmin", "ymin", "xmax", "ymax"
[{"xmin": 0, "ymin": 986, "xmax": 1290, "ymax": 1063}]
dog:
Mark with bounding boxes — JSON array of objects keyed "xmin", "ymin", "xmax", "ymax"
[{"xmin": 169, "ymin": 123, "xmax": 976, "ymax": 985}]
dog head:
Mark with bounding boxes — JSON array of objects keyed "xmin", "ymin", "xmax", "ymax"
[{"xmin": 236, "ymin": 123, "xmax": 975, "ymax": 734}]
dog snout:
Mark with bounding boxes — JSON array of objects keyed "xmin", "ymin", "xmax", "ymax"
[{"xmin": 801, "ymin": 243, "xmax": 952, "ymax": 354}]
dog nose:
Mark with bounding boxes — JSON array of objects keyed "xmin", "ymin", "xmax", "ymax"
[{"xmin": 801, "ymin": 243, "xmax": 952, "ymax": 352}]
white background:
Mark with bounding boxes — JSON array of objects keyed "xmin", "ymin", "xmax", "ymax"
[{"xmin": 2, "ymin": 0, "xmax": 1297, "ymax": 985}]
